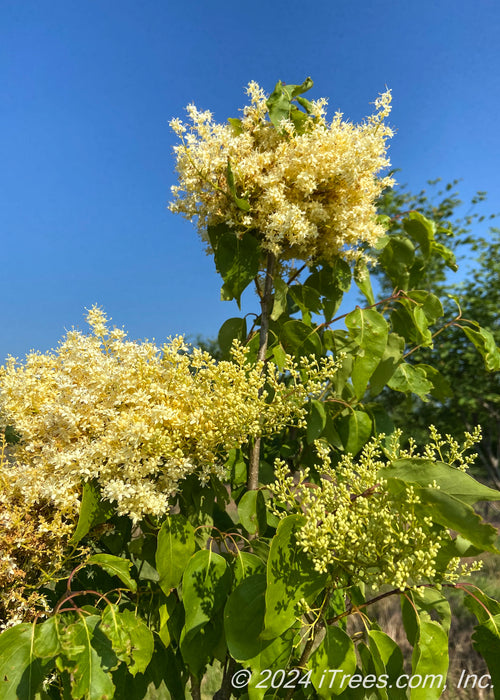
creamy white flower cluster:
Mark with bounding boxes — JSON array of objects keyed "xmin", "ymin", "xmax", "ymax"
[
  {"xmin": 169, "ymin": 81, "xmax": 394, "ymax": 264},
  {"xmin": 0, "ymin": 308, "xmax": 339, "ymax": 522},
  {"xmin": 269, "ymin": 436, "xmax": 482, "ymax": 591}
]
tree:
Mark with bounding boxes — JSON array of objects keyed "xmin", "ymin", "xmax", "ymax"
[
  {"xmin": 2, "ymin": 78, "xmax": 500, "ymax": 700},
  {"xmin": 376, "ymin": 178, "xmax": 500, "ymax": 486}
]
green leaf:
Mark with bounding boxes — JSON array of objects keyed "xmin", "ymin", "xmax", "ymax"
[
  {"xmin": 207, "ymin": 225, "xmax": 260, "ymax": 305},
  {"xmin": 281, "ymin": 320, "xmax": 322, "ymax": 357},
  {"xmin": 306, "ymin": 399, "xmax": 327, "ymax": 443},
  {"xmin": 345, "ymin": 308, "xmax": 389, "ymax": 399},
  {"xmin": 387, "ymin": 363, "xmax": 434, "ymax": 400},
  {"xmin": 470, "ymin": 618, "xmax": 500, "ymax": 699},
  {"xmin": 226, "ymin": 160, "xmax": 250, "ymax": 211},
  {"xmin": 34, "ymin": 617, "xmax": 62, "ymax": 660},
  {"xmin": 231, "ymin": 552, "xmax": 266, "ymax": 587},
  {"xmin": 379, "ymin": 236, "xmax": 415, "ymax": 290},
  {"xmin": 179, "ymin": 619, "xmax": 223, "ymax": 677},
  {"xmin": 337, "ymin": 410, "xmax": 372, "ymax": 455},
  {"xmin": 461, "ymin": 323, "xmax": 500, "ymax": 371},
  {"xmin": 369, "ymin": 333, "xmax": 405, "ymax": 397},
  {"xmin": 464, "ymin": 587, "xmax": 500, "ymax": 623},
  {"xmin": 224, "ymin": 574, "xmax": 270, "ymax": 661},
  {"xmin": 228, "ymin": 117, "xmax": 243, "ymax": 135},
  {"xmin": 410, "ymin": 621, "xmax": 448, "ymax": 700},
  {"xmin": 308, "ymin": 626, "xmax": 357, "ymax": 697},
  {"xmin": 86, "ymin": 553, "xmax": 138, "ymax": 592},
  {"xmin": 0, "ymin": 623, "xmax": 48, "ymax": 700},
  {"xmin": 266, "ymin": 78, "xmax": 313, "ymax": 129},
  {"xmin": 415, "ymin": 487, "xmax": 498, "ymax": 552},
  {"xmin": 354, "ymin": 259, "xmax": 375, "ymax": 304},
  {"xmin": 263, "ymin": 515, "xmax": 328, "ymax": 639},
  {"xmin": 181, "ymin": 550, "xmax": 231, "ymax": 638},
  {"xmin": 403, "ymin": 211, "xmax": 436, "ymax": 258},
  {"xmin": 156, "ymin": 514, "xmax": 196, "ymax": 595},
  {"xmin": 70, "ymin": 481, "xmax": 115, "ymax": 544},
  {"xmin": 368, "ymin": 630, "xmax": 406, "ymax": 700},
  {"xmin": 238, "ymin": 490, "xmax": 267, "ymax": 536},
  {"xmin": 58, "ymin": 616, "xmax": 116, "ymax": 700},
  {"xmin": 100, "ymin": 605, "xmax": 154, "ymax": 677},
  {"xmin": 379, "ymin": 458, "xmax": 500, "ymax": 505},
  {"xmin": 271, "ymin": 277, "xmax": 288, "ymax": 321},
  {"xmin": 218, "ymin": 317, "xmax": 247, "ymax": 358}
]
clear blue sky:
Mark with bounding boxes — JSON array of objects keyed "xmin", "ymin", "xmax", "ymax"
[{"xmin": 1, "ymin": 0, "xmax": 499, "ymax": 361}]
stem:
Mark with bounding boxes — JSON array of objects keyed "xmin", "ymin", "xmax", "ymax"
[
  {"xmin": 283, "ymin": 590, "xmax": 332, "ymax": 700},
  {"xmin": 247, "ymin": 252, "xmax": 276, "ymax": 491},
  {"xmin": 190, "ymin": 674, "xmax": 202, "ymax": 700}
]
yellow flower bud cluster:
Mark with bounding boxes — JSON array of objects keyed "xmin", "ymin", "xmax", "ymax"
[
  {"xmin": 0, "ymin": 307, "xmax": 339, "ymax": 523},
  {"xmin": 169, "ymin": 82, "xmax": 394, "ymax": 264},
  {"xmin": 269, "ymin": 435, "xmax": 481, "ymax": 591}
]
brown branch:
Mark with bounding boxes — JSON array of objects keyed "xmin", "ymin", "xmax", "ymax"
[{"xmin": 248, "ymin": 252, "xmax": 276, "ymax": 491}]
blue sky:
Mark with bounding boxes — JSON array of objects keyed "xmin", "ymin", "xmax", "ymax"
[{"xmin": 1, "ymin": 0, "xmax": 499, "ymax": 361}]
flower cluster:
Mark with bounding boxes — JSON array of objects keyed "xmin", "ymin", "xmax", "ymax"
[
  {"xmin": 0, "ymin": 434, "xmax": 73, "ymax": 629},
  {"xmin": 169, "ymin": 81, "xmax": 394, "ymax": 264},
  {"xmin": 0, "ymin": 307, "xmax": 339, "ymax": 522},
  {"xmin": 269, "ymin": 434, "xmax": 482, "ymax": 591}
]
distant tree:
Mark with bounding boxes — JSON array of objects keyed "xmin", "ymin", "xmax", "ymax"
[{"xmin": 376, "ymin": 177, "xmax": 500, "ymax": 486}]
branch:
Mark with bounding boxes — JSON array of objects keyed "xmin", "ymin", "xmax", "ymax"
[{"xmin": 248, "ymin": 252, "xmax": 276, "ymax": 491}]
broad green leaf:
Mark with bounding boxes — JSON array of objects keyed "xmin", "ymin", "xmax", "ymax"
[
  {"xmin": 369, "ymin": 333, "xmax": 405, "ymax": 397},
  {"xmin": 461, "ymin": 323, "xmax": 500, "ymax": 371},
  {"xmin": 403, "ymin": 211, "xmax": 436, "ymax": 258},
  {"xmin": 368, "ymin": 630, "xmax": 406, "ymax": 700},
  {"xmin": 406, "ymin": 290, "xmax": 444, "ymax": 325},
  {"xmin": 266, "ymin": 78, "xmax": 313, "ymax": 129},
  {"xmin": 182, "ymin": 550, "xmax": 231, "ymax": 637},
  {"xmin": 306, "ymin": 399, "xmax": 327, "ymax": 443},
  {"xmin": 387, "ymin": 363, "xmax": 434, "ymax": 399},
  {"xmin": 156, "ymin": 514, "xmax": 196, "ymax": 594},
  {"xmin": 179, "ymin": 619, "xmax": 223, "ymax": 677},
  {"xmin": 218, "ymin": 317, "xmax": 247, "ymax": 358},
  {"xmin": 337, "ymin": 410, "xmax": 372, "ymax": 455},
  {"xmin": 86, "ymin": 553, "xmax": 137, "ymax": 592},
  {"xmin": 34, "ymin": 617, "xmax": 62, "ymax": 660},
  {"xmin": 379, "ymin": 458, "xmax": 500, "ymax": 505},
  {"xmin": 70, "ymin": 480, "xmax": 115, "ymax": 544},
  {"xmin": 0, "ymin": 623, "xmax": 48, "ymax": 700},
  {"xmin": 346, "ymin": 308, "xmax": 389, "ymax": 398},
  {"xmin": 410, "ymin": 620, "xmax": 448, "ymax": 700},
  {"xmin": 59, "ymin": 616, "xmax": 116, "ymax": 700},
  {"xmin": 379, "ymin": 236, "xmax": 415, "ymax": 290},
  {"xmin": 100, "ymin": 605, "xmax": 154, "ymax": 676},
  {"xmin": 224, "ymin": 574, "xmax": 269, "ymax": 661},
  {"xmin": 263, "ymin": 515, "xmax": 328, "ymax": 639},
  {"xmin": 308, "ymin": 626, "xmax": 357, "ymax": 696},
  {"xmin": 464, "ymin": 587, "xmax": 500, "ymax": 623},
  {"xmin": 417, "ymin": 364, "xmax": 452, "ymax": 400},
  {"xmin": 416, "ymin": 487, "xmax": 499, "ymax": 552},
  {"xmin": 231, "ymin": 552, "xmax": 266, "ymax": 587},
  {"xmin": 238, "ymin": 490, "xmax": 267, "ymax": 536},
  {"xmin": 288, "ymin": 284, "xmax": 323, "ymax": 317},
  {"xmin": 207, "ymin": 225, "xmax": 260, "ymax": 305},
  {"xmin": 401, "ymin": 589, "xmax": 451, "ymax": 647},
  {"xmin": 281, "ymin": 320, "xmax": 322, "ymax": 357},
  {"xmin": 470, "ymin": 618, "xmax": 500, "ymax": 699},
  {"xmin": 271, "ymin": 277, "xmax": 288, "ymax": 321}
]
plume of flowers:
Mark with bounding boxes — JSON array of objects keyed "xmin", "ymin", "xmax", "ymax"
[
  {"xmin": 0, "ymin": 307, "xmax": 339, "ymax": 523},
  {"xmin": 169, "ymin": 81, "xmax": 394, "ymax": 264}
]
